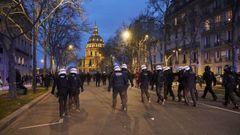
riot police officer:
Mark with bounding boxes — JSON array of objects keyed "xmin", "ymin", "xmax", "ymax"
[
  {"xmin": 176, "ymin": 67, "xmax": 185, "ymax": 102},
  {"xmin": 68, "ymin": 68, "xmax": 84, "ymax": 112},
  {"xmin": 201, "ymin": 66, "xmax": 217, "ymax": 101},
  {"xmin": 163, "ymin": 67, "xmax": 175, "ymax": 101},
  {"xmin": 95, "ymin": 71, "xmax": 101, "ymax": 87},
  {"xmin": 139, "ymin": 65, "xmax": 150, "ymax": 103},
  {"xmin": 108, "ymin": 65, "xmax": 128, "ymax": 111},
  {"xmin": 222, "ymin": 65, "xmax": 239, "ymax": 109},
  {"xmin": 154, "ymin": 65, "xmax": 165, "ymax": 104},
  {"xmin": 51, "ymin": 68, "xmax": 69, "ymax": 119},
  {"xmin": 121, "ymin": 64, "xmax": 134, "ymax": 103},
  {"xmin": 183, "ymin": 66, "xmax": 197, "ymax": 107}
]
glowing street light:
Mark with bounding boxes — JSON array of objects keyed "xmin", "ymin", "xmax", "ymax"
[
  {"xmin": 40, "ymin": 59, "xmax": 44, "ymax": 64},
  {"xmin": 68, "ymin": 44, "xmax": 74, "ymax": 50},
  {"xmin": 122, "ymin": 30, "xmax": 131, "ymax": 41}
]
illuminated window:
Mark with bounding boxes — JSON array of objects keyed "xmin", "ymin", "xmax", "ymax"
[
  {"xmin": 226, "ymin": 10, "xmax": 232, "ymax": 22},
  {"xmin": 215, "ymin": 15, "xmax": 221, "ymax": 23},
  {"xmin": 174, "ymin": 17, "xmax": 178, "ymax": 26},
  {"xmin": 204, "ymin": 20, "xmax": 210, "ymax": 31}
]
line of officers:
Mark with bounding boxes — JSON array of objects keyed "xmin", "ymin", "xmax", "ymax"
[
  {"xmin": 108, "ymin": 64, "xmax": 239, "ymax": 111},
  {"xmin": 50, "ymin": 64, "xmax": 239, "ymax": 119}
]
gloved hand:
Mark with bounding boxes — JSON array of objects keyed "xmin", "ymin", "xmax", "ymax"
[
  {"xmin": 81, "ymin": 89, "xmax": 84, "ymax": 92},
  {"xmin": 108, "ymin": 87, "xmax": 111, "ymax": 92},
  {"xmin": 131, "ymin": 83, "xmax": 134, "ymax": 87},
  {"xmin": 51, "ymin": 91, "xmax": 54, "ymax": 95}
]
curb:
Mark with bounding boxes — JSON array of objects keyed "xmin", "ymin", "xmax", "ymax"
[{"xmin": 0, "ymin": 90, "xmax": 51, "ymax": 131}]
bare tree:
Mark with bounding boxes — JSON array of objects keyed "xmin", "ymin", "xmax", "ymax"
[{"xmin": 231, "ymin": 0, "xmax": 240, "ymax": 72}]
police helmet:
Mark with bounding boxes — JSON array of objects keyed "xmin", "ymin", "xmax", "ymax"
[
  {"xmin": 122, "ymin": 64, "xmax": 128, "ymax": 69},
  {"xmin": 156, "ymin": 65, "xmax": 162, "ymax": 71},
  {"xmin": 163, "ymin": 66, "xmax": 170, "ymax": 71},
  {"xmin": 70, "ymin": 68, "xmax": 78, "ymax": 74},
  {"xmin": 58, "ymin": 68, "xmax": 67, "ymax": 75},
  {"xmin": 141, "ymin": 65, "xmax": 147, "ymax": 70},
  {"xmin": 114, "ymin": 66, "xmax": 121, "ymax": 71},
  {"xmin": 184, "ymin": 66, "xmax": 191, "ymax": 71},
  {"xmin": 176, "ymin": 66, "xmax": 183, "ymax": 72}
]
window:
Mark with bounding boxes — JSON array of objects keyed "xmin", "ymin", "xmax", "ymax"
[
  {"xmin": 90, "ymin": 51, "xmax": 92, "ymax": 56},
  {"xmin": 226, "ymin": 10, "xmax": 232, "ymax": 22},
  {"xmin": 227, "ymin": 31, "xmax": 232, "ymax": 41},
  {"xmin": 215, "ymin": 34, "xmax": 220, "ymax": 44},
  {"xmin": 174, "ymin": 17, "xmax": 178, "ymax": 26},
  {"xmin": 205, "ymin": 52, "xmax": 209, "ymax": 60},
  {"xmin": 183, "ymin": 54, "xmax": 186, "ymax": 63},
  {"xmin": 205, "ymin": 36, "xmax": 210, "ymax": 47},
  {"xmin": 215, "ymin": 15, "xmax": 221, "ymax": 23},
  {"xmin": 205, "ymin": 20, "xmax": 210, "ymax": 31},
  {"xmin": 215, "ymin": 51, "xmax": 220, "ymax": 59}
]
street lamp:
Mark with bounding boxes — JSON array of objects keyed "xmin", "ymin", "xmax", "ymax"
[
  {"xmin": 122, "ymin": 30, "xmax": 131, "ymax": 41},
  {"xmin": 40, "ymin": 59, "xmax": 44, "ymax": 64},
  {"xmin": 68, "ymin": 44, "xmax": 74, "ymax": 50},
  {"xmin": 165, "ymin": 48, "xmax": 181, "ymax": 66}
]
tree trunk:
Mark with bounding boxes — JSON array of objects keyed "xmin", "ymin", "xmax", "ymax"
[
  {"xmin": 32, "ymin": 25, "xmax": 38, "ymax": 93},
  {"xmin": 43, "ymin": 41, "xmax": 47, "ymax": 78},
  {"xmin": 232, "ymin": 0, "xmax": 239, "ymax": 72},
  {"xmin": 7, "ymin": 41, "xmax": 17, "ymax": 98}
]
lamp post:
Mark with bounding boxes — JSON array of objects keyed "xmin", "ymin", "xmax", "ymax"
[
  {"xmin": 138, "ymin": 34, "xmax": 149, "ymax": 69},
  {"xmin": 165, "ymin": 48, "xmax": 181, "ymax": 66},
  {"xmin": 121, "ymin": 29, "xmax": 132, "ymax": 64}
]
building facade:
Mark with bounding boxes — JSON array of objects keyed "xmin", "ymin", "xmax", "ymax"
[
  {"xmin": 79, "ymin": 23, "xmax": 104, "ymax": 73},
  {"xmin": 0, "ymin": 6, "xmax": 32, "ymax": 85},
  {"xmin": 163, "ymin": 0, "xmax": 240, "ymax": 75}
]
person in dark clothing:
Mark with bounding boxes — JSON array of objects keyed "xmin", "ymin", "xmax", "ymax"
[
  {"xmin": 149, "ymin": 70, "xmax": 155, "ymax": 91},
  {"xmin": 154, "ymin": 65, "xmax": 165, "ymax": 104},
  {"xmin": 95, "ymin": 71, "xmax": 101, "ymax": 87},
  {"xmin": 176, "ymin": 67, "xmax": 185, "ymax": 102},
  {"xmin": 201, "ymin": 66, "xmax": 217, "ymax": 101},
  {"xmin": 51, "ymin": 68, "xmax": 69, "ymax": 119},
  {"xmin": 139, "ymin": 65, "xmax": 151, "ymax": 103},
  {"xmin": 183, "ymin": 66, "xmax": 197, "ymax": 107},
  {"xmin": 16, "ymin": 69, "xmax": 27, "ymax": 95},
  {"xmin": 68, "ymin": 68, "xmax": 84, "ymax": 112},
  {"xmin": 163, "ymin": 67, "xmax": 175, "ymax": 101},
  {"xmin": 44, "ymin": 73, "xmax": 51, "ymax": 90},
  {"xmin": 108, "ymin": 65, "xmax": 128, "ymax": 111},
  {"xmin": 121, "ymin": 64, "xmax": 134, "ymax": 105},
  {"xmin": 86, "ymin": 72, "xmax": 91, "ymax": 85},
  {"xmin": 101, "ymin": 72, "xmax": 108, "ymax": 85},
  {"xmin": 222, "ymin": 65, "xmax": 239, "ymax": 109}
]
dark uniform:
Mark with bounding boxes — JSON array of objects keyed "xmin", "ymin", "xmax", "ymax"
[
  {"xmin": 68, "ymin": 73, "xmax": 84, "ymax": 110},
  {"xmin": 139, "ymin": 69, "xmax": 150, "ymax": 103},
  {"xmin": 163, "ymin": 68, "xmax": 175, "ymax": 101},
  {"xmin": 51, "ymin": 72, "xmax": 69, "ymax": 118},
  {"xmin": 222, "ymin": 66, "xmax": 239, "ymax": 109},
  {"xmin": 86, "ymin": 73, "xmax": 91, "ymax": 85},
  {"xmin": 183, "ymin": 68, "xmax": 197, "ymax": 107},
  {"xmin": 154, "ymin": 69, "xmax": 165, "ymax": 103},
  {"xmin": 95, "ymin": 72, "xmax": 101, "ymax": 87},
  {"xmin": 108, "ymin": 69, "xmax": 128, "ymax": 111},
  {"xmin": 201, "ymin": 66, "xmax": 217, "ymax": 100},
  {"xmin": 101, "ymin": 72, "xmax": 108, "ymax": 85},
  {"xmin": 177, "ymin": 69, "xmax": 185, "ymax": 102}
]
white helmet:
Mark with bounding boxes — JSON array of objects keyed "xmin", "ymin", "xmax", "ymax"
[
  {"xmin": 121, "ymin": 64, "xmax": 127, "ymax": 69},
  {"xmin": 156, "ymin": 65, "xmax": 162, "ymax": 70},
  {"xmin": 114, "ymin": 66, "xmax": 121, "ymax": 71},
  {"xmin": 58, "ymin": 68, "xmax": 67, "ymax": 75},
  {"xmin": 184, "ymin": 66, "xmax": 190, "ymax": 71},
  {"xmin": 176, "ymin": 66, "xmax": 184, "ymax": 72},
  {"xmin": 70, "ymin": 68, "xmax": 78, "ymax": 74},
  {"xmin": 141, "ymin": 65, "xmax": 147, "ymax": 70},
  {"xmin": 163, "ymin": 66, "xmax": 170, "ymax": 71}
]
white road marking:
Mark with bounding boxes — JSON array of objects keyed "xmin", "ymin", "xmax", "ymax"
[
  {"xmin": 199, "ymin": 102, "xmax": 240, "ymax": 115},
  {"xmin": 19, "ymin": 119, "xmax": 63, "ymax": 130}
]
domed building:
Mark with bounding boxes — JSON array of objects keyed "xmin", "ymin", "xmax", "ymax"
[{"xmin": 79, "ymin": 23, "xmax": 104, "ymax": 73}]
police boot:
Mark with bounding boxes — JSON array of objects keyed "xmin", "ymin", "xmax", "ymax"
[{"xmin": 157, "ymin": 98, "xmax": 160, "ymax": 103}]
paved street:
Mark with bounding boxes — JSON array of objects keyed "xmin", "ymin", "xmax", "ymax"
[{"xmin": 1, "ymin": 82, "xmax": 240, "ymax": 135}]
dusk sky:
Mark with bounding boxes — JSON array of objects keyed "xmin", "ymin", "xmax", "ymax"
[{"xmin": 37, "ymin": 0, "xmax": 148, "ymax": 67}]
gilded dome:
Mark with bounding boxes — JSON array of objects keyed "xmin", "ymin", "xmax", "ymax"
[{"xmin": 87, "ymin": 23, "xmax": 104, "ymax": 45}]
